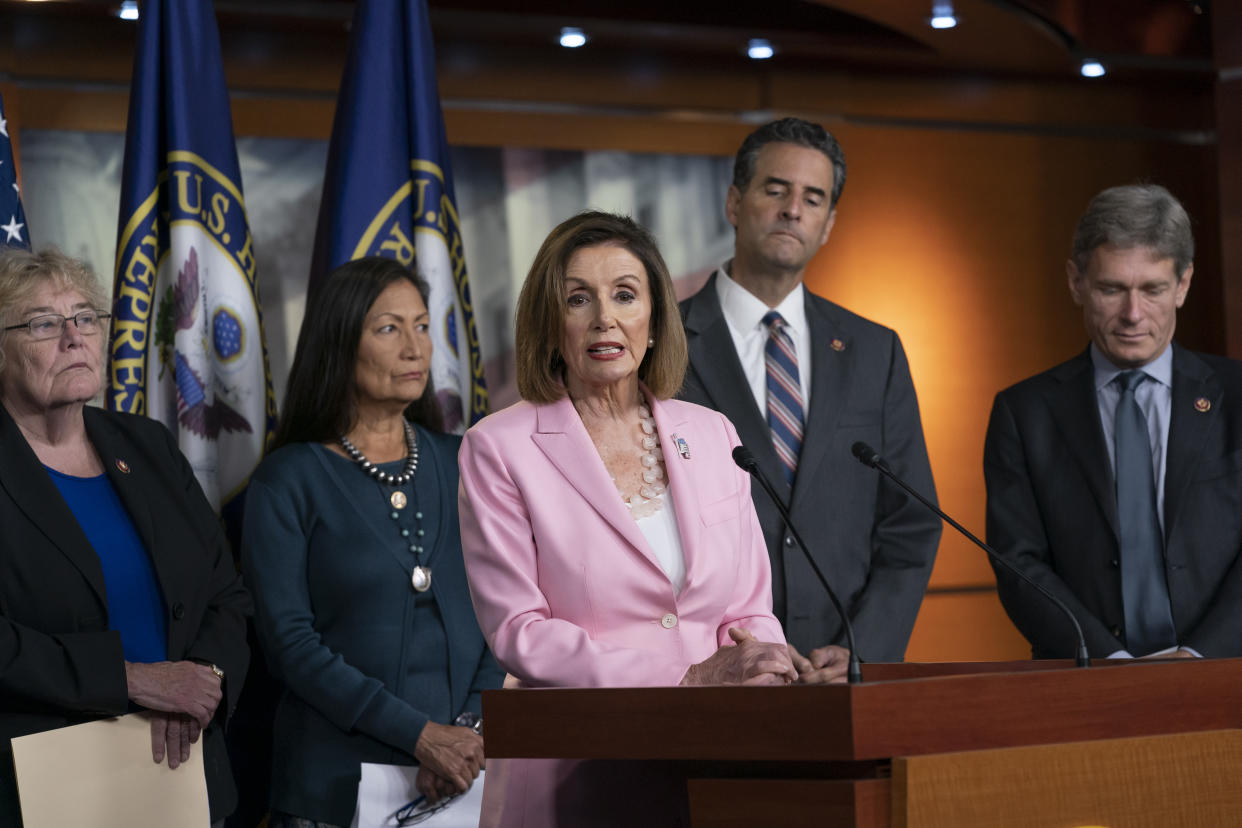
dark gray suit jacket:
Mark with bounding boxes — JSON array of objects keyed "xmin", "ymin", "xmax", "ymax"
[
  {"xmin": 984, "ymin": 345, "xmax": 1242, "ymax": 659},
  {"xmin": 678, "ymin": 274, "xmax": 941, "ymax": 661},
  {"xmin": 0, "ymin": 403, "xmax": 250, "ymax": 825}
]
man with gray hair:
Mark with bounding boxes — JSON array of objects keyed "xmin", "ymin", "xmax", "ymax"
[{"xmin": 984, "ymin": 183, "xmax": 1242, "ymax": 659}]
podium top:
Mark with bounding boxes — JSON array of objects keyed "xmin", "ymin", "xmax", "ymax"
[{"xmin": 483, "ymin": 658, "xmax": 1242, "ymax": 762}]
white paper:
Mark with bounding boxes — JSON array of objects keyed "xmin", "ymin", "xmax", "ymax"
[
  {"xmin": 11, "ymin": 711, "xmax": 210, "ymax": 828},
  {"xmin": 351, "ymin": 764, "xmax": 484, "ymax": 828}
]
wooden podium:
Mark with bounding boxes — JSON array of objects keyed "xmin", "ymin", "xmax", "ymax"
[{"xmin": 483, "ymin": 658, "xmax": 1242, "ymax": 827}]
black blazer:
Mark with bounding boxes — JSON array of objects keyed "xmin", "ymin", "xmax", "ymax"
[
  {"xmin": 0, "ymin": 403, "xmax": 250, "ymax": 825},
  {"xmin": 679, "ymin": 274, "xmax": 941, "ymax": 661},
  {"xmin": 984, "ymin": 345, "xmax": 1242, "ymax": 659}
]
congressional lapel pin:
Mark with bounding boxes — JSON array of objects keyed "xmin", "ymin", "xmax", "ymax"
[
  {"xmin": 830, "ymin": 338, "xmax": 846, "ymax": 352},
  {"xmin": 1194, "ymin": 397, "xmax": 1211, "ymax": 413},
  {"xmin": 673, "ymin": 434, "xmax": 691, "ymax": 460},
  {"xmin": 115, "ymin": 458, "xmax": 131, "ymax": 474}
]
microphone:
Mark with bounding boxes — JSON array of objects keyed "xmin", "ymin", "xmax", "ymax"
[
  {"xmin": 732, "ymin": 445, "xmax": 863, "ymax": 684},
  {"xmin": 850, "ymin": 441, "xmax": 1091, "ymax": 668}
]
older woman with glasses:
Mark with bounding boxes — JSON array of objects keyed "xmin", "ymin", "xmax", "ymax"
[{"xmin": 0, "ymin": 248, "xmax": 250, "ymax": 827}]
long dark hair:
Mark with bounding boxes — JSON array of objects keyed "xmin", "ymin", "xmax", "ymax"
[{"xmin": 272, "ymin": 257, "xmax": 443, "ymax": 450}]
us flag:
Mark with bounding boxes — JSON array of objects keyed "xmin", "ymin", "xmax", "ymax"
[{"xmin": 0, "ymin": 91, "xmax": 29, "ymax": 249}]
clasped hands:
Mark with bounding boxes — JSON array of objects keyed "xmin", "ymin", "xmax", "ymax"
[
  {"xmin": 682, "ymin": 628, "xmax": 851, "ymax": 686},
  {"xmin": 125, "ymin": 660, "xmax": 223, "ymax": 769},
  {"xmin": 413, "ymin": 721, "xmax": 485, "ymax": 805}
]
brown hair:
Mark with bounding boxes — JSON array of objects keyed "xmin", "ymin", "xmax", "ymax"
[
  {"xmin": 515, "ymin": 211, "xmax": 687, "ymax": 403},
  {"xmin": 1071, "ymin": 183, "xmax": 1194, "ymax": 278}
]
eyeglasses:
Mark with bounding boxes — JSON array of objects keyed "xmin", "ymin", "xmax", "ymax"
[
  {"xmin": 393, "ymin": 793, "xmax": 460, "ymax": 825},
  {"xmin": 3, "ymin": 310, "xmax": 111, "ymax": 340}
]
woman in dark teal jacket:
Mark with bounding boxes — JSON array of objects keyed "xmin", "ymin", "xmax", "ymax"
[{"xmin": 242, "ymin": 257, "xmax": 503, "ymax": 827}]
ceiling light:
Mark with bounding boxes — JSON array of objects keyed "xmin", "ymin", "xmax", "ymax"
[
  {"xmin": 929, "ymin": 1, "xmax": 957, "ymax": 29},
  {"xmin": 559, "ymin": 27, "xmax": 586, "ymax": 49},
  {"xmin": 1080, "ymin": 59, "xmax": 1106, "ymax": 78},
  {"xmin": 747, "ymin": 39, "xmax": 774, "ymax": 60},
  {"xmin": 117, "ymin": 0, "xmax": 139, "ymax": 20}
]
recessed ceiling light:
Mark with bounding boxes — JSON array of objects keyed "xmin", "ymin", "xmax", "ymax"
[
  {"xmin": 560, "ymin": 27, "xmax": 587, "ymax": 49},
  {"xmin": 929, "ymin": 1, "xmax": 957, "ymax": 29},
  {"xmin": 747, "ymin": 38, "xmax": 774, "ymax": 60},
  {"xmin": 117, "ymin": 0, "xmax": 139, "ymax": 20},
  {"xmin": 1080, "ymin": 59, "xmax": 1106, "ymax": 78}
]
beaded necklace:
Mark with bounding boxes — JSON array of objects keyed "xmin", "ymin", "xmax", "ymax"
[
  {"xmin": 620, "ymin": 404, "xmax": 666, "ymax": 519},
  {"xmin": 339, "ymin": 420, "xmax": 432, "ymax": 592}
]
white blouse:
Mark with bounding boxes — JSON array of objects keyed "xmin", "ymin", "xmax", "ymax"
[{"xmin": 635, "ymin": 488, "xmax": 687, "ymax": 596}]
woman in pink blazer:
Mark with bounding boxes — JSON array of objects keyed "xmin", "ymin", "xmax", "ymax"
[{"xmin": 459, "ymin": 212, "xmax": 794, "ymax": 827}]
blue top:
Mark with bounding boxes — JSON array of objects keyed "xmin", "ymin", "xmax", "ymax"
[
  {"xmin": 45, "ymin": 467, "xmax": 167, "ymax": 662},
  {"xmin": 242, "ymin": 424, "xmax": 503, "ymax": 825}
]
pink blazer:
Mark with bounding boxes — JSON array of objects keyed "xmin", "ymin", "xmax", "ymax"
[{"xmin": 458, "ymin": 393, "xmax": 786, "ymax": 689}]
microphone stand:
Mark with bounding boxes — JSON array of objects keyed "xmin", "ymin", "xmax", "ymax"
[
  {"xmin": 850, "ymin": 442, "xmax": 1090, "ymax": 668},
  {"xmin": 733, "ymin": 446, "xmax": 864, "ymax": 684}
]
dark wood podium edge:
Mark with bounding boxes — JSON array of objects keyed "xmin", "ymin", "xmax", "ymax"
[{"xmin": 484, "ymin": 657, "xmax": 1242, "ymax": 762}]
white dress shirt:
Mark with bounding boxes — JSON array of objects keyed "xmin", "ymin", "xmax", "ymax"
[{"xmin": 714, "ymin": 266, "xmax": 813, "ymax": 417}]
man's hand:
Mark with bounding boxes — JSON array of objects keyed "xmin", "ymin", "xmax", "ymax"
[
  {"xmin": 788, "ymin": 643, "xmax": 851, "ymax": 684},
  {"xmin": 1140, "ymin": 647, "xmax": 1198, "ymax": 660},
  {"xmin": 126, "ymin": 661, "xmax": 223, "ymax": 728}
]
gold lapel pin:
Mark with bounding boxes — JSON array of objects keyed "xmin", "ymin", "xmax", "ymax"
[
  {"xmin": 830, "ymin": 338, "xmax": 845, "ymax": 352},
  {"xmin": 116, "ymin": 458, "xmax": 131, "ymax": 474},
  {"xmin": 1194, "ymin": 397, "xmax": 1211, "ymax": 413}
]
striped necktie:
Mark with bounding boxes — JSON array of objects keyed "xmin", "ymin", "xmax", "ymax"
[{"xmin": 762, "ymin": 311, "xmax": 804, "ymax": 487}]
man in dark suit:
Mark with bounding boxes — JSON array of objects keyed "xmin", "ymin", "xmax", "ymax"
[
  {"xmin": 985, "ymin": 183, "xmax": 1242, "ymax": 659},
  {"xmin": 678, "ymin": 118, "xmax": 941, "ymax": 676}
]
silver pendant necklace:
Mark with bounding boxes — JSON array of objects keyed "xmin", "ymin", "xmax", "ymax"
[{"xmin": 340, "ymin": 420, "xmax": 432, "ymax": 592}]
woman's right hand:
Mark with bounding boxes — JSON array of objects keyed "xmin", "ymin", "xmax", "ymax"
[
  {"xmin": 413, "ymin": 721, "xmax": 485, "ymax": 794},
  {"xmin": 680, "ymin": 627, "xmax": 797, "ymax": 686}
]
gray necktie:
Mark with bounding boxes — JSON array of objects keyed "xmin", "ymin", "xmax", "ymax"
[{"xmin": 1114, "ymin": 370, "xmax": 1178, "ymax": 655}]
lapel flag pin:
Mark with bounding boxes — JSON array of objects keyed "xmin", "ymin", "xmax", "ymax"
[
  {"xmin": 1194, "ymin": 397, "xmax": 1211, "ymax": 413},
  {"xmin": 673, "ymin": 435, "xmax": 691, "ymax": 460},
  {"xmin": 830, "ymin": 338, "xmax": 845, "ymax": 352},
  {"xmin": 115, "ymin": 458, "xmax": 131, "ymax": 474}
]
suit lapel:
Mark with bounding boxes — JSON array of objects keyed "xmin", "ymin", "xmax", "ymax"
[
  {"xmin": 531, "ymin": 396, "xmax": 656, "ymax": 565},
  {"xmin": 0, "ymin": 404, "xmax": 108, "ymax": 606},
  {"xmin": 1042, "ymin": 351, "xmax": 1120, "ymax": 539},
  {"xmin": 1163, "ymin": 345, "xmax": 1219, "ymax": 541},
  {"xmin": 683, "ymin": 273, "xmax": 788, "ymax": 502},
  {"xmin": 790, "ymin": 294, "xmax": 853, "ymax": 514}
]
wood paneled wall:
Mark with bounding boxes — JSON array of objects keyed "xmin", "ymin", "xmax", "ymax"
[{"xmin": 0, "ymin": 7, "xmax": 1222, "ymax": 662}]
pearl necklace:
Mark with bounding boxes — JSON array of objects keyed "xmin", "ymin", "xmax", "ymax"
[
  {"xmin": 340, "ymin": 420, "xmax": 432, "ymax": 592},
  {"xmin": 622, "ymin": 404, "xmax": 666, "ymax": 519},
  {"xmin": 339, "ymin": 420, "xmax": 419, "ymax": 486}
]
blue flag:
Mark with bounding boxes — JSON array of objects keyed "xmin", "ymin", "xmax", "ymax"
[
  {"xmin": 108, "ymin": 0, "xmax": 277, "ymax": 516},
  {"xmin": 310, "ymin": 0, "xmax": 487, "ymax": 431},
  {"xmin": 0, "ymin": 92, "xmax": 29, "ymax": 249}
]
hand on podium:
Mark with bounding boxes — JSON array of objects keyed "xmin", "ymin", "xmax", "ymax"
[
  {"xmin": 788, "ymin": 643, "xmax": 851, "ymax": 685},
  {"xmin": 680, "ymin": 628, "xmax": 797, "ymax": 686},
  {"xmin": 1140, "ymin": 647, "xmax": 1199, "ymax": 660}
]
